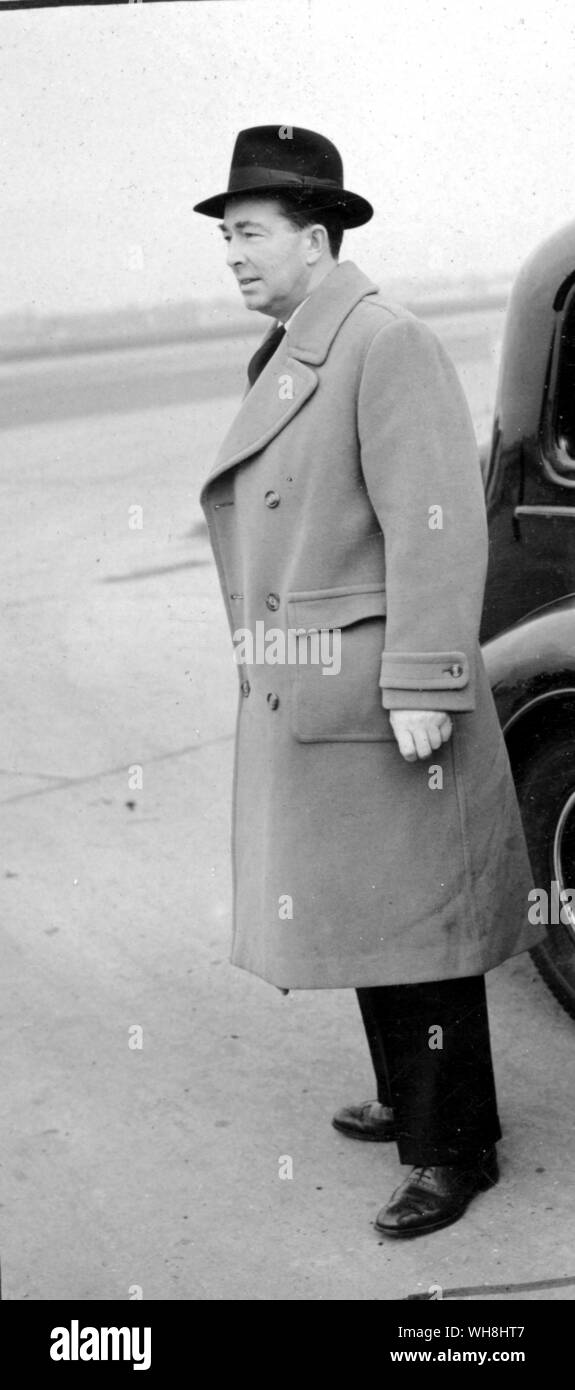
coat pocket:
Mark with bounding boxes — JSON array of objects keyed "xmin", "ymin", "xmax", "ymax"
[{"xmin": 286, "ymin": 585, "xmax": 396, "ymax": 742}]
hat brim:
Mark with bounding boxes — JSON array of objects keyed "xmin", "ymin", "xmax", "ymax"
[{"xmin": 193, "ymin": 184, "xmax": 373, "ymax": 229}]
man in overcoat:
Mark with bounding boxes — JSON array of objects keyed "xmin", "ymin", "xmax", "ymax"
[{"xmin": 195, "ymin": 126, "xmax": 544, "ymax": 1237}]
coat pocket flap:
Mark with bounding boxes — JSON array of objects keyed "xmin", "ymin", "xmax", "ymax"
[{"xmin": 287, "ymin": 586, "xmax": 387, "ymax": 632}]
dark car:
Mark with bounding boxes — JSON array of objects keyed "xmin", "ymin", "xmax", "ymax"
[{"xmin": 480, "ymin": 218, "xmax": 575, "ymax": 1017}]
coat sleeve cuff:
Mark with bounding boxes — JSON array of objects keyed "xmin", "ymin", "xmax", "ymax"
[
  {"xmin": 379, "ymin": 651, "xmax": 469, "ymax": 690},
  {"xmin": 379, "ymin": 651, "xmax": 475, "ymax": 710}
]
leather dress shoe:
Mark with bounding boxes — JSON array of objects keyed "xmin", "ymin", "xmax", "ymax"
[
  {"xmin": 375, "ymin": 1147, "xmax": 499, "ymax": 1238},
  {"xmin": 332, "ymin": 1100, "xmax": 396, "ymax": 1142}
]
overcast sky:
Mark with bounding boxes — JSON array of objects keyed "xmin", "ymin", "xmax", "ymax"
[{"xmin": 1, "ymin": 0, "xmax": 574, "ymax": 314}]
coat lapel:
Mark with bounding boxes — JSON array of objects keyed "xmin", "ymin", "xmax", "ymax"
[{"xmin": 201, "ymin": 261, "xmax": 379, "ymax": 493}]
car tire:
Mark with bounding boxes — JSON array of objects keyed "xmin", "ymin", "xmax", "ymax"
[{"xmin": 513, "ymin": 727, "xmax": 575, "ymax": 1019}]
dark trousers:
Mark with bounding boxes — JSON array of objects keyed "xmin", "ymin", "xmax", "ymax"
[{"xmin": 357, "ymin": 976, "xmax": 502, "ymax": 1166}]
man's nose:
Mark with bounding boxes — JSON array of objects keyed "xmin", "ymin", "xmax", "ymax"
[{"xmin": 226, "ymin": 239, "xmax": 245, "ymax": 268}]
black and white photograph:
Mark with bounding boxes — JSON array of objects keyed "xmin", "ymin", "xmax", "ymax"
[{"xmin": 1, "ymin": 0, "xmax": 575, "ymax": 1332}]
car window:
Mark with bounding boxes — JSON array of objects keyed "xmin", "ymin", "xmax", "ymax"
[{"xmin": 553, "ymin": 292, "xmax": 575, "ymax": 472}]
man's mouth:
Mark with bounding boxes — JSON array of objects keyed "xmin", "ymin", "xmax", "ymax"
[{"xmin": 238, "ymin": 277, "xmax": 261, "ymax": 288}]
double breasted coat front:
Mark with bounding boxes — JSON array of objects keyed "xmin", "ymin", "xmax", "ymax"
[{"xmin": 200, "ymin": 261, "xmax": 543, "ymax": 989}]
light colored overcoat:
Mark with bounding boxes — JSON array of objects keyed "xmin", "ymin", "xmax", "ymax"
[{"xmin": 200, "ymin": 261, "xmax": 543, "ymax": 989}]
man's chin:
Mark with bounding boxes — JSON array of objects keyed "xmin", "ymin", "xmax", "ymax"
[
  {"xmin": 237, "ymin": 283, "xmax": 271, "ymax": 312},
  {"xmin": 242, "ymin": 293, "xmax": 272, "ymax": 314}
]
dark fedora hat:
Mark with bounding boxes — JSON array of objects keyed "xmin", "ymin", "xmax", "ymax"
[{"xmin": 193, "ymin": 125, "xmax": 373, "ymax": 228}]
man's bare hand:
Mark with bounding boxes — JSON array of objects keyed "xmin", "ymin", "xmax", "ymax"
[{"xmin": 389, "ymin": 709, "xmax": 453, "ymax": 763}]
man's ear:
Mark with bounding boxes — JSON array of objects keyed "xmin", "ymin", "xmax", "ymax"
[{"xmin": 306, "ymin": 224, "xmax": 330, "ymax": 262}]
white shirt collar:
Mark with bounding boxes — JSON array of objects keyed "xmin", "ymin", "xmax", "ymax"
[{"xmin": 280, "ymin": 296, "xmax": 310, "ymax": 332}]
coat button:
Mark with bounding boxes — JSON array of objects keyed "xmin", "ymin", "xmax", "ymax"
[
  {"xmin": 241, "ymin": 680, "xmax": 251, "ymax": 697},
  {"xmin": 447, "ymin": 663, "xmax": 463, "ymax": 678},
  {"xmin": 267, "ymin": 692, "xmax": 280, "ymax": 710},
  {"xmin": 264, "ymin": 490, "xmax": 280, "ymax": 508},
  {"xmin": 266, "ymin": 592, "xmax": 280, "ymax": 611}
]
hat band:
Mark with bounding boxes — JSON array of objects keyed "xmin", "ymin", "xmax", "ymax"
[{"xmin": 228, "ymin": 166, "xmax": 343, "ymax": 195}]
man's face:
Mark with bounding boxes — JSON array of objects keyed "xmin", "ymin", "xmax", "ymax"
[{"xmin": 220, "ymin": 197, "xmax": 314, "ymax": 320}]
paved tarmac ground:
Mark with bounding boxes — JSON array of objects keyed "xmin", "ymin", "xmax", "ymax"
[{"xmin": 1, "ymin": 321, "xmax": 574, "ymax": 1301}]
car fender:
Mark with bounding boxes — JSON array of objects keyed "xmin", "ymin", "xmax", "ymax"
[{"xmin": 482, "ymin": 592, "xmax": 575, "ymax": 734}]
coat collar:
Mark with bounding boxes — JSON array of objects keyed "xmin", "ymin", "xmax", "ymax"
[
  {"xmin": 284, "ymin": 260, "xmax": 379, "ymax": 363},
  {"xmin": 201, "ymin": 261, "xmax": 379, "ymax": 492}
]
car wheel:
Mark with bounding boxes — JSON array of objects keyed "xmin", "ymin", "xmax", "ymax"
[{"xmin": 514, "ymin": 728, "xmax": 575, "ymax": 1019}]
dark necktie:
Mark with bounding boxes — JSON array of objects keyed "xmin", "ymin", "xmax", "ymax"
[{"xmin": 247, "ymin": 324, "xmax": 286, "ymax": 387}]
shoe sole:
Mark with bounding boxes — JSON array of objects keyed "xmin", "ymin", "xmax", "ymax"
[
  {"xmin": 332, "ymin": 1119, "xmax": 396, "ymax": 1143},
  {"xmin": 375, "ymin": 1169, "xmax": 499, "ymax": 1238}
]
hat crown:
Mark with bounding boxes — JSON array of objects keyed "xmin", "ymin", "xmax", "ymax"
[{"xmin": 230, "ymin": 126, "xmax": 344, "ymax": 187}]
